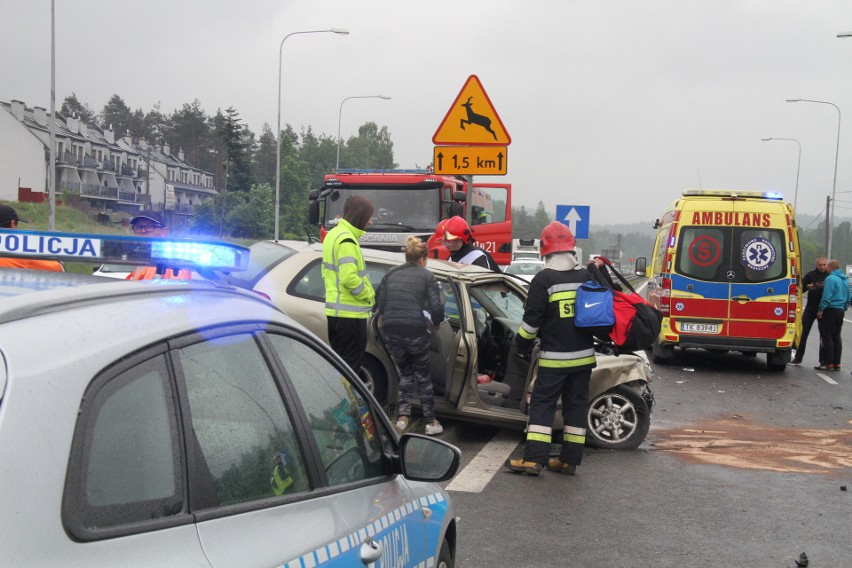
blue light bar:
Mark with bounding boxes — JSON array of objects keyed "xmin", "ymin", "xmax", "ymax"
[{"xmin": 0, "ymin": 230, "xmax": 249, "ymax": 272}]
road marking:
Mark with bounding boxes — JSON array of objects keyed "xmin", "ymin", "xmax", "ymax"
[
  {"xmin": 816, "ymin": 372, "xmax": 839, "ymax": 385},
  {"xmin": 445, "ymin": 429, "xmax": 521, "ymax": 493}
]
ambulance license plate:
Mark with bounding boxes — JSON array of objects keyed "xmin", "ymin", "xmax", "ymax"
[{"xmin": 681, "ymin": 322, "xmax": 718, "ymax": 334}]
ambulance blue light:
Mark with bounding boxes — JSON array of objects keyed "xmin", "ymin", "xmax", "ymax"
[{"xmin": 762, "ymin": 192, "xmax": 784, "ymax": 200}]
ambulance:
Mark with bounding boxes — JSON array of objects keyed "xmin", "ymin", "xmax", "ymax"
[{"xmin": 637, "ymin": 189, "xmax": 801, "ymax": 371}]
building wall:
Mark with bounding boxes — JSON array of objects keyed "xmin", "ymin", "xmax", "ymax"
[{"xmin": 0, "ymin": 108, "xmax": 46, "ymax": 200}]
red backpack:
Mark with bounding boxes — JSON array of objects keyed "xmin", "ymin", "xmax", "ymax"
[{"xmin": 588, "ymin": 258, "xmax": 663, "ymax": 354}]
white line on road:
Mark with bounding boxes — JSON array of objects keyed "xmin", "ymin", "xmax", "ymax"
[
  {"xmin": 816, "ymin": 372, "xmax": 839, "ymax": 385},
  {"xmin": 445, "ymin": 429, "xmax": 521, "ymax": 493}
]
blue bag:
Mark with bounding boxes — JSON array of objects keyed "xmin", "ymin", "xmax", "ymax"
[{"xmin": 575, "ymin": 279, "xmax": 615, "ymax": 336}]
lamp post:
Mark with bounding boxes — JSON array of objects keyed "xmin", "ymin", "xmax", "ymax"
[
  {"xmin": 275, "ymin": 28, "xmax": 349, "ymax": 242},
  {"xmin": 336, "ymin": 95, "xmax": 391, "ymax": 170},
  {"xmin": 786, "ymin": 98, "xmax": 841, "ymax": 257},
  {"xmin": 761, "ymin": 137, "xmax": 801, "ymax": 211}
]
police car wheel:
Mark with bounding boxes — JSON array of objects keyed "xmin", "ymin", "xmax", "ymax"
[
  {"xmin": 585, "ymin": 385, "xmax": 651, "ymax": 451},
  {"xmin": 359, "ymin": 356, "xmax": 388, "ymax": 404},
  {"xmin": 436, "ymin": 538, "xmax": 453, "ymax": 568}
]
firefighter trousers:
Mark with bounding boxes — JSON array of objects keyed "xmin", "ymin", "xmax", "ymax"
[{"xmin": 524, "ymin": 367, "xmax": 591, "ymax": 466}]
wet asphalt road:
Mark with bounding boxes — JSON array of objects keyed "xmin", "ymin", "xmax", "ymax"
[{"xmin": 438, "ymin": 332, "xmax": 852, "ymax": 567}]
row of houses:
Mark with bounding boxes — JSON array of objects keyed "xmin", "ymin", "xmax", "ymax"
[{"xmin": 0, "ymin": 98, "xmax": 218, "ymax": 224}]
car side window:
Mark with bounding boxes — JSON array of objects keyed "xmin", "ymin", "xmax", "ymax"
[
  {"xmin": 265, "ymin": 334, "xmax": 390, "ymax": 487},
  {"xmin": 175, "ymin": 333, "xmax": 309, "ymax": 508},
  {"xmin": 65, "ymin": 355, "xmax": 184, "ymax": 537},
  {"xmin": 291, "ymin": 260, "xmax": 390, "ymax": 301}
]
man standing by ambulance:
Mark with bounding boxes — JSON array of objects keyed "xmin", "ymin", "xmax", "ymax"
[
  {"xmin": 322, "ymin": 195, "xmax": 376, "ymax": 374},
  {"xmin": 506, "ymin": 222, "xmax": 596, "ymax": 477},
  {"xmin": 790, "ymin": 256, "xmax": 828, "ymax": 366}
]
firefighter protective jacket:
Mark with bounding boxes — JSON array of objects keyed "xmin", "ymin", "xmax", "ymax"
[{"xmin": 516, "ymin": 261, "xmax": 597, "ymax": 370}]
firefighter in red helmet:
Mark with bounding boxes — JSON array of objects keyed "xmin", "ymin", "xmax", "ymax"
[
  {"xmin": 506, "ymin": 221, "xmax": 596, "ymax": 477},
  {"xmin": 434, "ymin": 216, "xmax": 500, "ymax": 272}
]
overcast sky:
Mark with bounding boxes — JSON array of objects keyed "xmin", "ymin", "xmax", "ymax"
[{"xmin": 3, "ymin": 0, "xmax": 852, "ymax": 226}]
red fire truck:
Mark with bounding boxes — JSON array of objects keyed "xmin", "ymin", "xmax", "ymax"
[{"xmin": 308, "ymin": 169, "xmax": 513, "ymax": 265}]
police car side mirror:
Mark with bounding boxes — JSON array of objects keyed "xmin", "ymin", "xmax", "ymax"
[{"xmin": 399, "ymin": 434, "xmax": 460, "ymax": 482}]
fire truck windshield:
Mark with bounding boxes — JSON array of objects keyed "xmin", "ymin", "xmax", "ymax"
[{"xmin": 324, "ymin": 187, "xmax": 440, "ymax": 232}]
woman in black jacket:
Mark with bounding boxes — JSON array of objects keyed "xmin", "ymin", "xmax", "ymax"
[{"xmin": 375, "ymin": 236, "xmax": 446, "ymax": 435}]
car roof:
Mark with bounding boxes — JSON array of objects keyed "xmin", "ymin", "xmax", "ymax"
[{"xmin": 219, "ymin": 239, "xmax": 499, "ymax": 288}]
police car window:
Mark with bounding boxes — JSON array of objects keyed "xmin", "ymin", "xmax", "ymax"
[
  {"xmin": 265, "ymin": 334, "xmax": 389, "ymax": 487},
  {"xmin": 67, "ymin": 355, "xmax": 183, "ymax": 534},
  {"xmin": 176, "ymin": 333, "xmax": 309, "ymax": 507},
  {"xmin": 291, "ymin": 260, "xmax": 389, "ymax": 301}
]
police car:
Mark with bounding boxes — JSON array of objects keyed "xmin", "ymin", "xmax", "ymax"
[{"xmin": 0, "ymin": 230, "xmax": 460, "ymax": 567}]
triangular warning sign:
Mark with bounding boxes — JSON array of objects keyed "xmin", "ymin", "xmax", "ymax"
[{"xmin": 432, "ymin": 75, "xmax": 511, "ymax": 146}]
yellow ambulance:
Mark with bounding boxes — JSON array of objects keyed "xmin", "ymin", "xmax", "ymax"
[{"xmin": 637, "ymin": 189, "xmax": 802, "ymax": 371}]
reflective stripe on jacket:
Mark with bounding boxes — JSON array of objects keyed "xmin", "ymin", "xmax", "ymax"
[
  {"xmin": 516, "ymin": 264, "xmax": 596, "ymax": 371},
  {"xmin": 322, "ymin": 219, "xmax": 375, "ymax": 319}
]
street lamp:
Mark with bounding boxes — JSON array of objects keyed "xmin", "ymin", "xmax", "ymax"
[
  {"xmin": 336, "ymin": 95, "xmax": 392, "ymax": 170},
  {"xmin": 761, "ymin": 137, "xmax": 801, "ymax": 212},
  {"xmin": 275, "ymin": 28, "xmax": 349, "ymax": 242},
  {"xmin": 786, "ymin": 98, "xmax": 841, "ymax": 257}
]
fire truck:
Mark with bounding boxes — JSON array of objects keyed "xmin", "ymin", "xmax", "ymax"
[{"xmin": 308, "ymin": 169, "xmax": 513, "ymax": 265}]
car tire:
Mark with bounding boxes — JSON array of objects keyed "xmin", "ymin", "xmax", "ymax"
[
  {"xmin": 586, "ymin": 385, "xmax": 651, "ymax": 450},
  {"xmin": 359, "ymin": 356, "xmax": 388, "ymax": 404},
  {"xmin": 436, "ymin": 538, "xmax": 453, "ymax": 568},
  {"xmin": 651, "ymin": 339, "xmax": 675, "ymax": 365}
]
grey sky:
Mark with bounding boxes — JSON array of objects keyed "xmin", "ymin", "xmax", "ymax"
[{"xmin": 3, "ymin": 0, "xmax": 852, "ymax": 225}]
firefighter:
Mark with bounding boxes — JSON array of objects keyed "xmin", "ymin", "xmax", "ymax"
[
  {"xmin": 322, "ymin": 195, "xmax": 376, "ymax": 374},
  {"xmin": 435, "ymin": 216, "xmax": 500, "ymax": 272},
  {"xmin": 506, "ymin": 221, "xmax": 596, "ymax": 476}
]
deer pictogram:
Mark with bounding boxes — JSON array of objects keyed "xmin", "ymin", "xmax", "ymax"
[{"xmin": 460, "ymin": 97, "xmax": 498, "ymax": 140}]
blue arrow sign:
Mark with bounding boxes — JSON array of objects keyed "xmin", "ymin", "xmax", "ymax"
[{"xmin": 555, "ymin": 205, "xmax": 590, "ymax": 239}]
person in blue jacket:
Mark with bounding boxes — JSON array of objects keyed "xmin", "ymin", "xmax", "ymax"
[{"xmin": 814, "ymin": 259, "xmax": 851, "ymax": 371}]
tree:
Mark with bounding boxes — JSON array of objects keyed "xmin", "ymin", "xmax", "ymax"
[
  {"xmin": 341, "ymin": 122, "xmax": 396, "ymax": 170},
  {"xmin": 254, "ymin": 123, "xmax": 277, "ymax": 188},
  {"xmin": 60, "ymin": 93, "xmax": 95, "ymax": 123},
  {"xmin": 100, "ymin": 94, "xmax": 133, "ymax": 137},
  {"xmin": 167, "ymin": 100, "xmax": 210, "ymax": 168},
  {"xmin": 211, "ymin": 107, "xmax": 254, "ymax": 193}
]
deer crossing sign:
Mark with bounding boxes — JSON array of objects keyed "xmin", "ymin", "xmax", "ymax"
[{"xmin": 433, "ymin": 75, "xmax": 511, "ymax": 146}]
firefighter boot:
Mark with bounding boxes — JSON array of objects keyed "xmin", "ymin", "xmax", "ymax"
[
  {"xmin": 546, "ymin": 457, "xmax": 577, "ymax": 476},
  {"xmin": 505, "ymin": 458, "xmax": 543, "ymax": 476}
]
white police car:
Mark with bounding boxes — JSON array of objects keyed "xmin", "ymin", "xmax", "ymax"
[{"xmin": 0, "ymin": 229, "xmax": 460, "ymax": 567}]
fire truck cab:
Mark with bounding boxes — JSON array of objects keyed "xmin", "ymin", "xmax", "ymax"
[
  {"xmin": 308, "ymin": 170, "xmax": 512, "ymax": 265},
  {"xmin": 637, "ymin": 189, "xmax": 802, "ymax": 371}
]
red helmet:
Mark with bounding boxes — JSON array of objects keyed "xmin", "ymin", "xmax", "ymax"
[
  {"xmin": 540, "ymin": 221, "xmax": 576, "ymax": 257},
  {"xmin": 437, "ymin": 216, "xmax": 474, "ymax": 243}
]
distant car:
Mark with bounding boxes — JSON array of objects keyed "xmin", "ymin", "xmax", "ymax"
[
  {"xmin": 0, "ymin": 231, "xmax": 460, "ymax": 567},
  {"xmin": 215, "ymin": 240, "xmax": 654, "ymax": 450},
  {"xmin": 503, "ymin": 259, "xmax": 545, "ymax": 284},
  {"xmin": 91, "ymin": 262, "xmax": 132, "ymax": 279}
]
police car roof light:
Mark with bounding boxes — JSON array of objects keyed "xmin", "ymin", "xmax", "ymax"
[{"xmin": 0, "ymin": 229, "xmax": 250, "ymax": 272}]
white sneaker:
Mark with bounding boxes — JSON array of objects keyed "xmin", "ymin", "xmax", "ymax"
[
  {"xmin": 425, "ymin": 421, "xmax": 443, "ymax": 436},
  {"xmin": 395, "ymin": 417, "xmax": 409, "ymax": 431}
]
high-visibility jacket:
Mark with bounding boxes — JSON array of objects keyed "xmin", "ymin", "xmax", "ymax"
[
  {"xmin": 0, "ymin": 258, "xmax": 64, "ymax": 272},
  {"xmin": 126, "ymin": 266, "xmax": 192, "ymax": 280},
  {"xmin": 322, "ymin": 219, "xmax": 375, "ymax": 319}
]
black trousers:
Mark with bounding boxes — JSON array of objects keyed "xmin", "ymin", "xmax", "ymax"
[
  {"xmin": 817, "ymin": 308, "xmax": 844, "ymax": 367},
  {"xmin": 524, "ymin": 367, "xmax": 591, "ymax": 466},
  {"xmin": 794, "ymin": 308, "xmax": 818, "ymax": 362},
  {"xmin": 328, "ymin": 316, "xmax": 368, "ymax": 374}
]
